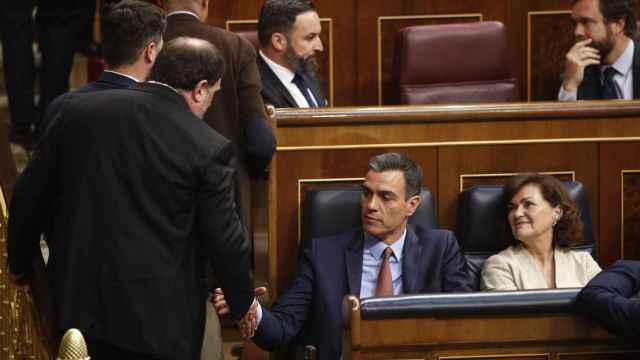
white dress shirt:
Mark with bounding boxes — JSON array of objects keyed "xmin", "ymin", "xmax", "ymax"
[{"xmin": 166, "ymin": 10, "xmax": 200, "ymax": 19}]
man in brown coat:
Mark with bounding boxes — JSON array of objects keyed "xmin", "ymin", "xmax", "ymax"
[
  {"xmin": 163, "ymin": 1, "xmax": 276, "ymax": 358},
  {"xmin": 164, "ymin": 0, "xmax": 276, "ymax": 233}
]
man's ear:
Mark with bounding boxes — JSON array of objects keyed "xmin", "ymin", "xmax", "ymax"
[
  {"xmin": 405, "ymin": 195, "xmax": 422, "ymax": 217},
  {"xmin": 144, "ymin": 40, "xmax": 161, "ymax": 64},
  {"xmin": 271, "ymin": 32, "xmax": 287, "ymax": 52},
  {"xmin": 193, "ymin": 79, "xmax": 210, "ymax": 103},
  {"xmin": 201, "ymin": 0, "xmax": 210, "ymax": 21},
  {"xmin": 610, "ymin": 18, "xmax": 626, "ymax": 36}
]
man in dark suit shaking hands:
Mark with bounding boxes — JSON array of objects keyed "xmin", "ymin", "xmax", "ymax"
[
  {"xmin": 257, "ymin": 0, "xmax": 328, "ymax": 108},
  {"xmin": 215, "ymin": 152, "xmax": 472, "ymax": 359},
  {"xmin": 7, "ymin": 37, "xmax": 257, "ymax": 360}
]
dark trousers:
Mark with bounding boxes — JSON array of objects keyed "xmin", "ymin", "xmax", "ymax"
[
  {"xmin": 85, "ymin": 337, "xmax": 166, "ymax": 360},
  {"xmin": 0, "ymin": 1, "xmax": 80, "ymax": 131}
]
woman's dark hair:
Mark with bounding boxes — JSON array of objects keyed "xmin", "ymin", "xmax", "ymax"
[{"xmin": 502, "ymin": 173, "xmax": 583, "ymax": 248}]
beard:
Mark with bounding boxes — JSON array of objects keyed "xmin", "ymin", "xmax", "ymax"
[
  {"xmin": 576, "ymin": 28, "xmax": 615, "ymax": 61},
  {"xmin": 284, "ymin": 44, "xmax": 319, "ymax": 76}
]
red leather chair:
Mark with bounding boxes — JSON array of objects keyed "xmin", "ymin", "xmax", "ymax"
[{"xmin": 393, "ymin": 21, "xmax": 519, "ymax": 104}]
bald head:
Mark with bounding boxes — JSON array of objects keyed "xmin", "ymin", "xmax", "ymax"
[{"xmin": 149, "ymin": 37, "xmax": 224, "ymax": 91}]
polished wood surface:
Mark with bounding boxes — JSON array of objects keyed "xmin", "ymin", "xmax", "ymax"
[
  {"xmin": 205, "ymin": 0, "xmax": 580, "ymax": 105},
  {"xmin": 600, "ymin": 142, "xmax": 640, "ymax": 262},
  {"xmin": 269, "ymin": 100, "xmax": 640, "ymax": 297},
  {"xmin": 344, "ymin": 297, "xmax": 640, "ymax": 360}
]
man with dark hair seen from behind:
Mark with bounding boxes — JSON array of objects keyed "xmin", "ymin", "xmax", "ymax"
[
  {"xmin": 214, "ymin": 152, "xmax": 471, "ymax": 359},
  {"xmin": 40, "ymin": 0, "xmax": 166, "ymax": 141},
  {"xmin": 7, "ymin": 37, "xmax": 256, "ymax": 360},
  {"xmin": 257, "ymin": 0, "xmax": 327, "ymax": 108},
  {"xmin": 559, "ymin": 0, "xmax": 640, "ymax": 100}
]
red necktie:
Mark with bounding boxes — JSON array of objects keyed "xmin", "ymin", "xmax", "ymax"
[{"xmin": 375, "ymin": 247, "xmax": 393, "ymax": 297}]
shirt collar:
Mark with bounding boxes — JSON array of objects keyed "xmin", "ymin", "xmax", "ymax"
[
  {"xmin": 259, "ymin": 50, "xmax": 296, "ymax": 84},
  {"xmin": 364, "ymin": 228, "xmax": 407, "ymax": 262},
  {"xmin": 103, "ymin": 70, "xmax": 141, "ymax": 83},
  {"xmin": 146, "ymin": 80, "xmax": 181, "ymax": 95},
  {"xmin": 167, "ymin": 11, "xmax": 200, "ymax": 20},
  {"xmin": 609, "ymin": 39, "xmax": 634, "ymax": 76}
]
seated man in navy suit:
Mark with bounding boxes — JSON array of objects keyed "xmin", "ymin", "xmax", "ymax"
[
  {"xmin": 214, "ymin": 152, "xmax": 472, "ymax": 359},
  {"xmin": 577, "ymin": 260, "xmax": 640, "ymax": 337}
]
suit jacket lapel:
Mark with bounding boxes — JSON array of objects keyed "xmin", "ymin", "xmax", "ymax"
[
  {"xmin": 402, "ymin": 226, "xmax": 424, "ymax": 294},
  {"xmin": 256, "ymin": 55, "xmax": 298, "ymax": 107},
  {"xmin": 345, "ymin": 231, "xmax": 364, "ymax": 297}
]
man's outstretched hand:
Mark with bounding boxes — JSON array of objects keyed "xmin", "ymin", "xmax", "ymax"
[{"xmin": 212, "ymin": 287, "xmax": 267, "ymax": 339}]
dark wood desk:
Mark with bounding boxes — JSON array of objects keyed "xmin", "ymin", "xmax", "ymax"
[{"xmin": 344, "ymin": 292, "xmax": 640, "ymax": 360}]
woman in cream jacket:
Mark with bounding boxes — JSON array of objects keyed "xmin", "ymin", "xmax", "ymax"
[{"xmin": 481, "ymin": 173, "xmax": 601, "ymax": 291}]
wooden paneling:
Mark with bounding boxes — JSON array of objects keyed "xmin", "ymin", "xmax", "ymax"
[
  {"xmin": 622, "ymin": 171, "xmax": 640, "ymax": 260},
  {"xmin": 460, "ymin": 172, "xmax": 574, "ymax": 191},
  {"xmin": 600, "ymin": 143, "xmax": 640, "ymax": 264},
  {"xmin": 441, "ymin": 356, "xmax": 548, "ymax": 360},
  {"xmin": 558, "ymin": 353, "xmax": 640, "ymax": 360},
  {"xmin": 528, "ymin": 11, "xmax": 573, "ymax": 101},
  {"xmin": 508, "ymin": 0, "xmax": 573, "ymax": 102},
  {"xmin": 344, "ymin": 294, "xmax": 640, "ymax": 360}
]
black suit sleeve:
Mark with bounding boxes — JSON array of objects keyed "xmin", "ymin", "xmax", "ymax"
[
  {"xmin": 7, "ymin": 112, "xmax": 63, "ymax": 276},
  {"xmin": 196, "ymin": 146, "xmax": 254, "ymax": 320},
  {"xmin": 577, "ymin": 260, "xmax": 640, "ymax": 337}
]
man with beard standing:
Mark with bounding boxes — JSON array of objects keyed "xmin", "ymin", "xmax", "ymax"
[
  {"xmin": 257, "ymin": 0, "xmax": 327, "ymax": 108},
  {"xmin": 559, "ymin": 0, "xmax": 639, "ymax": 100}
]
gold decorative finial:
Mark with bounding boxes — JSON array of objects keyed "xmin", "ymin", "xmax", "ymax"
[{"xmin": 57, "ymin": 328, "xmax": 90, "ymax": 360}]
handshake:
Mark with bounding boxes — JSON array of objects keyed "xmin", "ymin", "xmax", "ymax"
[{"xmin": 212, "ymin": 286, "xmax": 267, "ymax": 339}]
